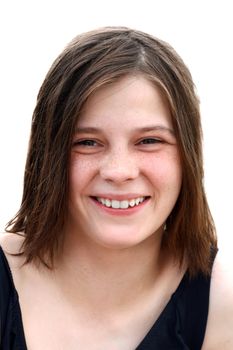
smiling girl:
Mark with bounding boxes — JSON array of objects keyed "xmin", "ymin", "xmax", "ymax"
[{"xmin": 0, "ymin": 27, "xmax": 232, "ymax": 349}]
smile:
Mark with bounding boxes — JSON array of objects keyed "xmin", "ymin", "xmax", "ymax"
[{"xmin": 95, "ymin": 196, "xmax": 149, "ymax": 209}]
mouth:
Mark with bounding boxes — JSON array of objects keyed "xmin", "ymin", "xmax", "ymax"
[{"xmin": 92, "ymin": 196, "xmax": 150, "ymax": 209}]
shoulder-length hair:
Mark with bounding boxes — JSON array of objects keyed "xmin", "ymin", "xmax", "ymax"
[{"xmin": 6, "ymin": 27, "xmax": 217, "ymax": 276}]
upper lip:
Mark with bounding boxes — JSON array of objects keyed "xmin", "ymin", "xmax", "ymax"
[{"xmin": 91, "ymin": 194, "xmax": 150, "ymax": 200}]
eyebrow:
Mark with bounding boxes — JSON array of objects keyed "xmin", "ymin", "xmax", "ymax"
[{"xmin": 75, "ymin": 125, "xmax": 175, "ymax": 135}]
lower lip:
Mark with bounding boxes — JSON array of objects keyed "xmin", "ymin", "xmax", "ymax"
[{"xmin": 90, "ymin": 197, "xmax": 150, "ymax": 216}]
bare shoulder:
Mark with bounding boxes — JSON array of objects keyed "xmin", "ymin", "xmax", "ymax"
[
  {"xmin": 0, "ymin": 231, "xmax": 25, "ymax": 268},
  {"xmin": 202, "ymin": 249, "xmax": 233, "ymax": 349}
]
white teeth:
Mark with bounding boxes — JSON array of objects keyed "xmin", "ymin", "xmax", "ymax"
[
  {"xmin": 105, "ymin": 199, "xmax": 111, "ymax": 207},
  {"xmin": 120, "ymin": 200, "xmax": 129, "ymax": 209},
  {"xmin": 129, "ymin": 199, "xmax": 136, "ymax": 207},
  {"xmin": 111, "ymin": 200, "xmax": 120, "ymax": 209},
  {"xmin": 96, "ymin": 197, "xmax": 147, "ymax": 209}
]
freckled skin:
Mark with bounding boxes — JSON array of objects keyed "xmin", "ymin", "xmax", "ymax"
[{"xmin": 68, "ymin": 75, "xmax": 182, "ymax": 249}]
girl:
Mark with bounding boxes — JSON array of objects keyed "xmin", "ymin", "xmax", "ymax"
[{"xmin": 0, "ymin": 27, "xmax": 232, "ymax": 349}]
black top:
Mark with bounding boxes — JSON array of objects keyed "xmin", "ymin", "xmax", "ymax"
[{"xmin": 0, "ymin": 246, "xmax": 213, "ymax": 350}]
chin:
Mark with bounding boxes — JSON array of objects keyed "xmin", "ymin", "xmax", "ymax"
[{"xmin": 89, "ymin": 225, "xmax": 162, "ymax": 250}]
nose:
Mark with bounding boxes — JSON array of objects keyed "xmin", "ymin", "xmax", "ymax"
[{"xmin": 99, "ymin": 148, "xmax": 139, "ymax": 184}]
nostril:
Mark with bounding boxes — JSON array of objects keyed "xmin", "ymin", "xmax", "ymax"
[{"xmin": 100, "ymin": 166, "xmax": 139, "ymax": 183}]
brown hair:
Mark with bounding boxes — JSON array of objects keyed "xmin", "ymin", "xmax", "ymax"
[{"xmin": 6, "ymin": 26, "xmax": 217, "ymax": 276}]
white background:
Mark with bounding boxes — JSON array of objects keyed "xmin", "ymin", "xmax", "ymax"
[{"xmin": 0, "ymin": 0, "xmax": 232, "ymax": 251}]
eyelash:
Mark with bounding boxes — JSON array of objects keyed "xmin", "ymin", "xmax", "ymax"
[
  {"xmin": 72, "ymin": 137, "xmax": 164, "ymax": 155},
  {"xmin": 73, "ymin": 139, "xmax": 99, "ymax": 147},
  {"xmin": 137, "ymin": 138, "xmax": 163, "ymax": 145},
  {"xmin": 73, "ymin": 138, "xmax": 162, "ymax": 146}
]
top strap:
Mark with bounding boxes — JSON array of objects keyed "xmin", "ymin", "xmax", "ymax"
[
  {"xmin": 0, "ymin": 246, "xmax": 14, "ymax": 346},
  {"xmin": 181, "ymin": 272, "xmax": 211, "ymax": 349},
  {"xmin": 180, "ymin": 248, "xmax": 218, "ymax": 349}
]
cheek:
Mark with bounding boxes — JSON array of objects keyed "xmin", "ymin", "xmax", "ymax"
[
  {"xmin": 142, "ymin": 152, "xmax": 182, "ymax": 190},
  {"xmin": 69, "ymin": 155, "xmax": 97, "ymax": 193}
]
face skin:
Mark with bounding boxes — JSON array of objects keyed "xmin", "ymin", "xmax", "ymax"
[{"xmin": 67, "ymin": 75, "xmax": 182, "ymax": 250}]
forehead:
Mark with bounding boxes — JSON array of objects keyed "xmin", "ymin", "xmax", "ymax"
[{"xmin": 77, "ymin": 75, "xmax": 172, "ymax": 129}]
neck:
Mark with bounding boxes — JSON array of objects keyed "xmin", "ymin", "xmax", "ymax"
[{"xmin": 54, "ymin": 228, "xmax": 168, "ymax": 312}]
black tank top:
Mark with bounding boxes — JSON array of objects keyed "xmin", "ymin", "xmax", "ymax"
[{"xmin": 0, "ymin": 246, "xmax": 213, "ymax": 350}]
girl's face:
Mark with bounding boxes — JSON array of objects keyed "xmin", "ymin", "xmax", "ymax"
[{"xmin": 68, "ymin": 75, "xmax": 182, "ymax": 249}]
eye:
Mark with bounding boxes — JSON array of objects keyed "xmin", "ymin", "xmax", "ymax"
[
  {"xmin": 72, "ymin": 138, "xmax": 103, "ymax": 154},
  {"xmin": 73, "ymin": 139, "xmax": 97, "ymax": 147},
  {"xmin": 138, "ymin": 138, "xmax": 163, "ymax": 145}
]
